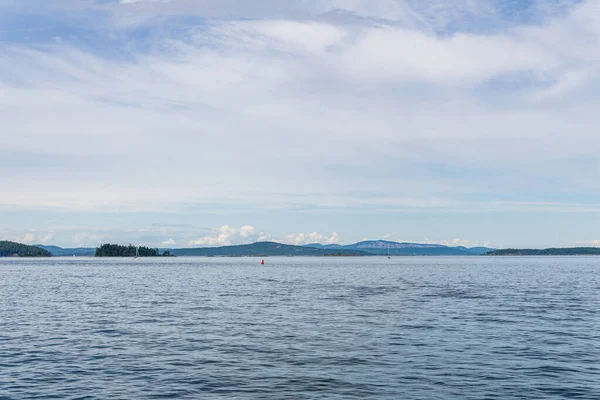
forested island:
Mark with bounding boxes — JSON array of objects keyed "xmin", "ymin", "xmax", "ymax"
[
  {"xmin": 486, "ymin": 247, "xmax": 600, "ymax": 256},
  {"xmin": 0, "ymin": 241, "xmax": 52, "ymax": 257},
  {"xmin": 95, "ymin": 244, "xmax": 172, "ymax": 257}
]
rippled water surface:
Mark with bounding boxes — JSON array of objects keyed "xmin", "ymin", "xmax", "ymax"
[{"xmin": 2, "ymin": 257, "xmax": 600, "ymax": 399}]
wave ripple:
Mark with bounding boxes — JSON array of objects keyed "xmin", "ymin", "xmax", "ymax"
[{"xmin": 1, "ymin": 256, "xmax": 600, "ymax": 399}]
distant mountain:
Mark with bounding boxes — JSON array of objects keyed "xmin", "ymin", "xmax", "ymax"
[
  {"xmin": 35, "ymin": 245, "xmax": 95, "ymax": 257},
  {"xmin": 305, "ymin": 240, "xmax": 495, "ymax": 256},
  {"xmin": 486, "ymin": 247, "xmax": 600, "ymax": 256},
  {"xmin": 454, "ymin": 246, "xmax": 497, "ymax": 255},
  {"xmin": 350, "ymin": 240, "xmax": 445, "ymax": 250},
  {"xmin": 302, "ymin": 243, "xmax": 343, "ymax": 249},
  {"xmin": 171, "ymin": 241, "xmax": 368, "ymax": 257},
  {"xmin": 1, "ymin": 241, "xmax": 52, "ymax": 257},
  {"xmin": 33, "ymin": 241, "xmax": 496, "ymax": 258}
]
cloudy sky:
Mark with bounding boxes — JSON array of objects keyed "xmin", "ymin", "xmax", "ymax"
[{"xmin": 1, "ymin": 0, "xmax": 599, "ymax": 249}]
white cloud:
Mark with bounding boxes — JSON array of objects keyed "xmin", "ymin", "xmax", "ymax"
[
  {"xmin": 39, "ymin": 232, "xmax": 56, "ymax": 244},
  {"xmin": 70, "ymin": 232, "xmax": 109, "ymax": 247},
  {"xmin": 20, "ymin": 233, "xmax": 35, "ymax": 244},
  {"xmin": 285, "ymin": 232, "xmax": 341, "ymax": 245},
  {"xmin": 445, "ymin": 238, "xmax": 474, "ymax": 247},
  {"xmin": 234, "ymin": 20, "xmax": 348, "ymax": 55},
  {"xmin": 1, "ymin": 0, "xmax": 599, "ymax": 218},
  {"xmin": 439, "ymin": 238, "xmax": 493, "ymax": 248},
  {"xmin": 188, "ymin": 225, "xmax": 270, "ymax": 246},
  {"xmin": 239, "ymin": 225, "xmax": 256, "ymax": 238},
  {"xmin": 575, "ymin": 240, "xmax": 600, "ymax": 247},
  {"xmin": 3, "ymin": 225, "xmax": 213, "ymax": 248}
]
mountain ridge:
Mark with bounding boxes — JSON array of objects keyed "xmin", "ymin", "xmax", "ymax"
[
  {"xmin": 170, "ymin": 241, "xmax": 369, "ymax": 257},
  {"xmin": 31, "ymin": 240, "xmax": 496, "ymax": 257},
  {"xmin": 304, "ymin": 240, "xmax": 495, "ymax": 256},
  {"xmin": 35, "ymin": 245, "xmax": 96, "ymax": 257},
  {"xmin": 11, "ymin": 241, "xmax": 600, "ymax": 258}
]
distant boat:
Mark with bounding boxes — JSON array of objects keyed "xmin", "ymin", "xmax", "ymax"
[
  {"xmin": 388, "ymin": 244, "xmax": 391, "ymax": 259},
  {"xmin": 134, "ymin": 246, "xmax": 139, "ymax": 260}
]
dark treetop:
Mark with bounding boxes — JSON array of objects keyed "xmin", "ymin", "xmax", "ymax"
[
  {"xmin": 0, "ymin": 241, "xmax": 52, "ymax": 258},
  {"xmin": 486, "ymin": 247, "xmax": 600, "ymax": 256},
  {"xmin": 95, "ymin": 244, "xmax": 172, "ymax": 257}
]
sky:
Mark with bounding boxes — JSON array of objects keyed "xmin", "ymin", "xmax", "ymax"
[{"xmin": 1, "ymin": 0, "xmax": 600, "ymax": 249}]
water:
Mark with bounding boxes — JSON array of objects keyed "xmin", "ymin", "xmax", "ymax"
[{"xmin": 1, "ymin": 257, "xmax": 600, "ymax": 399}]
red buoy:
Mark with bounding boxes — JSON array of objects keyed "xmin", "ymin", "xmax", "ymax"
[{"xmin": 261, "ymin": 259, "xmax": 265, "ymax": 265}]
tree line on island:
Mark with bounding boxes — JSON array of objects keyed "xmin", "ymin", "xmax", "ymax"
[
  {"xmin": 485, "ymin": 247, "xmax": 600, "ymax": 256},
  {"xmin": 0, "ymin": 241, "xmax": 52, "ymax": 257},
  {"xmin": 95, "ymin": 244, "xmax": 172, "ymax": 257}
]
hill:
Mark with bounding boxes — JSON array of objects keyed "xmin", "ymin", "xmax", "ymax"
[
  {"xmin": 170, "ymin": 241, "xmax": 368, "ymax": 257},
  {"xmin": 453, "ymin": 246, "xmax": 497, "ymax": 255},
  {"xmin": 305, "ymin": 240, "xmax": 495, "ymax": 256},
  {"xmin": 35, "ymin": 245, "xmax": 95, "ymax": 257},
  {"xmin": 486, "ymin": 248, "xmax": 600, "ymax": 256},
  {"xmin": 303, "ymin": 243, "xmax": 343, "ymax": 249},
  {"xmin": 0, "ymin": 241, "xmax": 52, "ymax": 257}
]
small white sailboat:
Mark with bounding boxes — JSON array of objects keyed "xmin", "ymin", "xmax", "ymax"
[
  {"xmin": 134, "ymin": 246, "xmax": 139, "ymax": 260},
  {"xmin": 387, "ymin": 244, "xmax": 391, "ymax": 259}
]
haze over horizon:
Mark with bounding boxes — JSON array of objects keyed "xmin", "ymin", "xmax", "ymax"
[{"xmin": 2, "ymin": 0, "xmax": 600, "ymax": 249}]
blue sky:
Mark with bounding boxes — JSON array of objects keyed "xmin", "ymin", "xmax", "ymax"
[{"xmin": 1, "ymin": 0, "xmax": 599, "ymax": 249}]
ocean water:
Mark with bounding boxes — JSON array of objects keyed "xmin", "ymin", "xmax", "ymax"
[{"xmin": 1, "ymin": 256, "xmax": 600, "ymax": 399}]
